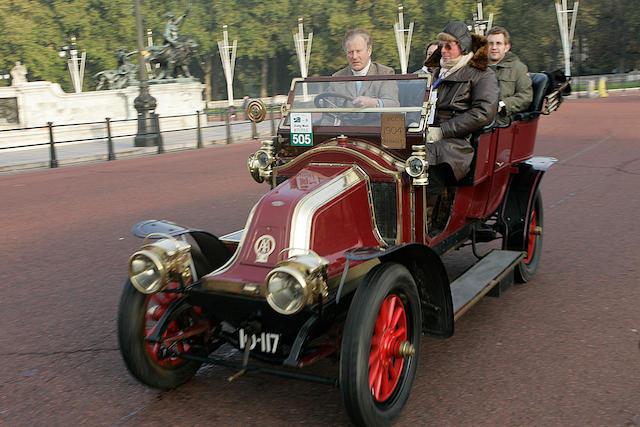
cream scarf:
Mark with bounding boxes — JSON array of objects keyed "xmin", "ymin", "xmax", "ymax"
[{"xmin": 439, "ymin": 52, "xmax": 474, "ymax": 78}]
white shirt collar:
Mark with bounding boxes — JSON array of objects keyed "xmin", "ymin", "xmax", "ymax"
[{"xmin": 351, "ymin": 60, "xmax": 372, "ymax": 76}]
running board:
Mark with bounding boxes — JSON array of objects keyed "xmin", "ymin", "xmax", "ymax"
[{"xmin": 451, "ymin": 249, "xmax": 524, "ymax": 321}]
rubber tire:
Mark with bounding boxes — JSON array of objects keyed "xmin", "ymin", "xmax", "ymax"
[
  {"xmin": 117, "ymin": 247, "xmax": 211, "ymax": 390},
  {"xmin": 117, "ymin": 280, "xmax": 203, "ymax": 389},
  {"xmin": 514, "ymin": 189, "xmax": 543, "ymax": 283},
  {"xmin": 340, "ymin": 263, "xmax": 422, "ymax": 427}
]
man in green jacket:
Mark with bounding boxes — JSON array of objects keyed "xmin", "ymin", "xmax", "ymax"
[{"xmin": 487, "ymin": 26, "xmax": 532, "ymax": 126}]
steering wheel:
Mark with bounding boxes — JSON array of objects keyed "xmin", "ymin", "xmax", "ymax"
[{"xmin": 314, "ymin": 92, "xmax": 366, "ymax": 121}]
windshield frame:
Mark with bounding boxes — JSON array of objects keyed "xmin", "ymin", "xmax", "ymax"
[{"xmin": 280, "ymin": 74, "xmax": 433, "ymax": 134}]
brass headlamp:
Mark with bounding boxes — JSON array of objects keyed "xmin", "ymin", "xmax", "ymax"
[
  {"xmin": 128, "ymin": 233, "xmax": 193, "ymax": 294},
  {"xmin": 248, "ymin": 139, "xmax": 276, "ymax": 183},
  {"xmin": 405, "ymin": 144, "xmax": 429, "ymax": 186},
  {"xmin": 265, "ymin": 250, "xmax": 329, "ymax": 315}
]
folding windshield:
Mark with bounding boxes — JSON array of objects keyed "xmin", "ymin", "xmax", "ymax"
[{"xmin": 283, "ymin": 75, "xmax": 431, "ymax": 131}]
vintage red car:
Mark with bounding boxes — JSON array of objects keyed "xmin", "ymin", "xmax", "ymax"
[{"xmin": 117, "ymin": 71, "xmax": 567, "ymax": 426}]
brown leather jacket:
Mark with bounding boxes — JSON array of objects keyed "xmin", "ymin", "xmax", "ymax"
[{"xmin": 424, "ymin": 34, "xmax": 499, "ymax": 181}]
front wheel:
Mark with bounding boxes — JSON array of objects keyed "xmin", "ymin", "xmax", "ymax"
[
  {"xmin": 117, "ymin": 278, "xmax": 208, "ymax": 389},
  {"xmin": 340, "ymin": 263, "xmax": 422, "ymax": 427}
]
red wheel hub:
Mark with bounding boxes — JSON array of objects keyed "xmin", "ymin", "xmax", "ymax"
[
  {"xmin": 525, "ymin": 211, "xmax": 537, "ymax": 263},
  {"xmin": 143, "ymin": 283, "xmax": 197, "ymax": 366},
  {"xmin": 368, "ymin": 294, "xmax": 408, "ymax": 402}
]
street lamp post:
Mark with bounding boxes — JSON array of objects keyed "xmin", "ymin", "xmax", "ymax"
[
  {"xmin": 218, "ymin": 25, "xmax": 237, "ymax": 107},
  {"xmin": 133, "ymin": 0, "xmax": 160, "ymax": 147},
  {"xmin": 58, "ymin": 36, "xmax": 86, "ymax": 93},
  {"xmin": 393, "ymin": 4, "xmax": 413, "ymax": 75},
  {"xmin": 470, "ymin": 1, "xmax": 493, "ymax": 36},
  {"xmin": 293, "ymin": 17, "xmax": 313, "ymax": 99},
  {"xmin": 555, "ymin": 0, "xmax": 579, "ymax": 78}
]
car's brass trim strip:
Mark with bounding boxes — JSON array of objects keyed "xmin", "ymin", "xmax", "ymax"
[
  {"xmin": 275, "ymin": 144, "xmax": 404, "ymax": 176},
  {"xmin": 201, "ymin": 257, "xmax": 379, "ymax": 298},
  {"xmin": 200, "ymin": 279, "xmax": 265, "ymax": 297},
  {"xmin": 344, "ymin": 140, "xmax": 405, "ymax": 172},
  {"xmin": 395, "ymin": 177, "xmax": 403, "ymax": 244},
  {"xmin": 409, "ymin": 185, "xmax": 415, "ymax": 242},
  {"xmin": 423, "ymin": 186, "xmax": 428, "ymax": 240}
]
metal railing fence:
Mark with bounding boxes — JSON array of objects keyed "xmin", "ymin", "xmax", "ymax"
[{"xmin": 0, "ymin": 105, "xmax": 282, "ymax": 169}]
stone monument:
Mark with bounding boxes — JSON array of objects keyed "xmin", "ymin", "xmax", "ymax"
[
  {"xmin": 10, "ymin": 61, "xmax": 28, "ymax": 86},
  {"xmin": 0, "ymin": 2, "xmax": 204, "ymax": 145}
]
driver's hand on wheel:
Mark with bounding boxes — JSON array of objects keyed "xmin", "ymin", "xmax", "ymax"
[{"xmin": 352, "ymin": 96, "xmax": 378, "ymax": 108}]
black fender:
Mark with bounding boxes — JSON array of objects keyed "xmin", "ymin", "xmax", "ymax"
[
  {"xmin": 131, "ymin": 220, "xmax": 232, "ymax": 272},
  {"xmin": 344, "ymin": 244, "xmax": 454, "ymax": 338},
  {"xmin": 500, "ymin": 157, "xmax": 556, "ymax": 250}
]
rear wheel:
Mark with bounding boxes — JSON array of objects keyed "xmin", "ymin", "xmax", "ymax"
[
  {"xmin": 514, "ymin": 189, "xmax": 543, "ymax": 282},
  {"xmin": 340, "ymin": 263, "xmax": 421, "ymax": 427}
]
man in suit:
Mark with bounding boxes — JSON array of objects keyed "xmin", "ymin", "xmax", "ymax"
[{"xmin": 331, "ymin": 29, "xmax": 399, "ymax": 108}]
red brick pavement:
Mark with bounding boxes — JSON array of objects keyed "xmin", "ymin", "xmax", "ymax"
[{"xmin": 0, "ymin": 93, "xmax": 638, "ymax": 426}]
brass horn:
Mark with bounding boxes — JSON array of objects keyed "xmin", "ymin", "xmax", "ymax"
[{"xmin": 246, "ymin": 99, "xmax": 267, "ymax": 123}]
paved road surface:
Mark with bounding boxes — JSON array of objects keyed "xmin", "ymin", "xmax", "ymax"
[{"xmin": 0, "ymin": 93, "xmax": 638, "ymax": 425}]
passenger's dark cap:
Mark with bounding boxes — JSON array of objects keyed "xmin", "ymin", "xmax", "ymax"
[{"xmin": 437, "ymin": 21, "xmax": 472, "ymax": 54}]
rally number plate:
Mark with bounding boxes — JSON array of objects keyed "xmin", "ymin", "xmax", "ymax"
[{"xmin": 239, "ymin": 329, "xmax": 280, "ymax": 354}]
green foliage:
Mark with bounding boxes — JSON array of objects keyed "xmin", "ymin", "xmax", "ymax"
[
  {"xmin": 494, "ymin": 0, "xmax": 561, "ymax": 72},
  {"xmin": 0, "ymin": 0, "xmax": 639, "ymax": 97},
  {"xmin": 0, "ymin": 1, "xmax": 66, "ymax": 86}
]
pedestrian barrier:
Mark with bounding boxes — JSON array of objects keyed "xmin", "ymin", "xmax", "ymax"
[{"xmin": 0, "ymin": 105, "xmax": 282, "ymax": 170}]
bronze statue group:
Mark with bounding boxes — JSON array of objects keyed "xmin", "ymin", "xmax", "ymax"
[{"xmin": 94, "ymin": 4, "xmax": 197, "ymax": 90}]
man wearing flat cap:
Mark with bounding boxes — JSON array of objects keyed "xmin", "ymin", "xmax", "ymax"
[{"xmin": 423, "ymin": 21, "xmax": 498, "ymax": 214}]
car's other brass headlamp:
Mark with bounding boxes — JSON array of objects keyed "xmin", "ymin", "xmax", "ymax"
[
  {"xmin": 265, "ymin": 251, "xmax": 328, "ymax": 315},
  {"xmin": 405, "ymin": 145, "xmax": 429, "ymax": 186},
  {"xmin": 129, "ymin": 233, "xmax": 193, "ymax": 294},
  {"xmin": 247, "ymin": 153, "xmax": 265, "ymax": 183},
  {"xmin": 248, "ymin": 139, "xmax": 276, "ymax": 183}
]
